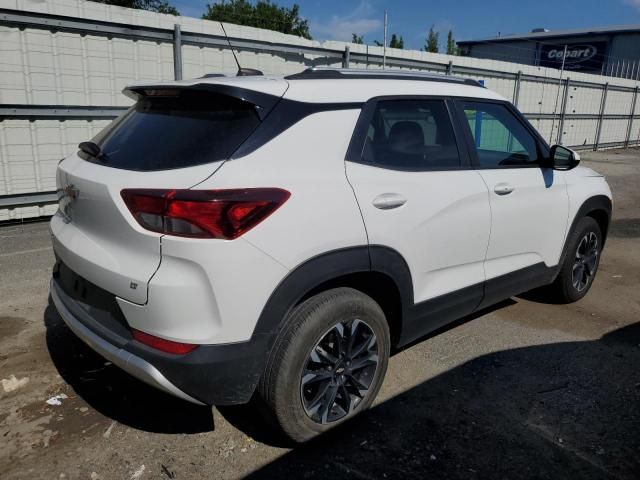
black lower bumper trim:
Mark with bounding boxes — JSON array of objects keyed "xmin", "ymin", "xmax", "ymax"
[
  {"xmin": 126, "ymin": 334, "xmax": 272, "ymax": 405},
  {"xmin": 52, "ymin": 273, "xmax": 272, "ymax": 406}
]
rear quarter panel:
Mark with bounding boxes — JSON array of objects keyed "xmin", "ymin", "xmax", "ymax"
[
  {"xmin": 143, "ymin": 109, "xmax": 368, "ymax": 344},
  {"xmin": 197, "ymin": 109, "xmax": 368, "ymax": 269}
]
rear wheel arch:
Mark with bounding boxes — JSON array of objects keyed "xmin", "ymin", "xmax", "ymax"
[
  {"xmin": 299, "ymin": 271, "xmax": 404, "ymax": 345},
  {"xmin": 252, "ymin": 246, "xmax": 412, "ymax": 348}
]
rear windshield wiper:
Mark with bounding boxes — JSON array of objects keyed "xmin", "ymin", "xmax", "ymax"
[{"xmin": 78, "ymin": 141, "xmax": 108, "ymax": 162}]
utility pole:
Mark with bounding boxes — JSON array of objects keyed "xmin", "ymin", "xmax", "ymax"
[
  {"xmin": 559, "ymin": 44, "xmax": 568, "ymax": 78},
  {"xmin": 383, "ymin": 10, "xmax": 388, "ymax": 69},
  {"xmin": 550, "ymin": 45, "xmax": 568, "ymax": 143}
]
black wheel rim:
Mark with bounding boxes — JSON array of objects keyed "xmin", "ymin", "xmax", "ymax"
[
  {"xmin": 300, "ymin": 319, "xmax": 379, "ymax": 424},
  {"xmin": 572, "ymin": 231, "xmax": 599, "ymax": 292}
]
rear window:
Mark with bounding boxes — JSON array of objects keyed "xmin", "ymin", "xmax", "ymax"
[{"xmin": 85, "ymin": 90, "xmax": 261, "ymax": 171}]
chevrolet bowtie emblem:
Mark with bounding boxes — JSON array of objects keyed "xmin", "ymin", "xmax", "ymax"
[{"xmin": 62, "ymin": 184, "xmax": 79, "ymax": 201}]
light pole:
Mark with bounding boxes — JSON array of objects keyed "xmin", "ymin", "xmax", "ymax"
[
  {"xmin": 383, "ymin": 10, "xmax": 388, "ymax": 69},
  {"xmin": 550, "ymin": 45, "xmax": 568, "ymax": 144}
]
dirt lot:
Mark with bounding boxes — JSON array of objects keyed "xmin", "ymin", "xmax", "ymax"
[{"xmin": 1, "ymin": 148, "xmax": 639, "ymax": 480}]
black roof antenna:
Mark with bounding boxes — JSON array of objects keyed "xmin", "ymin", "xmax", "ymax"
[{"xmin": 219, "ymin": 21, "xmax": 263, "ymax": 77}]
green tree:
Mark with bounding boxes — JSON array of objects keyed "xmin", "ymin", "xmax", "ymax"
[
  {"xmin": 425, "ymin": 25, "xmax": 439, "ymax": 53},
  {"xmin": 351, "ymin": 33, "xmax": 364, "ymax": 44},
  {"xmin": 373, "ymin": 40, "xmax": 383, "ymax": 47},
  {"xmin": 446, "ymin": 30, "xmax": 457, "ymax": 55},
  {"xmin": 203, "ymin": 0, "xmax": 311, "ymax": 39},
  {"xmin": 389, "ymin": 33, "xmax": 404, "ymax": 49},
  {"xmin": 93, "ymin": 0, "xmax": 179, "ymax": 15}
]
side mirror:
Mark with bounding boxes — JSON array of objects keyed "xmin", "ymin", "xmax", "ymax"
[{"xmin": 549, "ymin": 145, "xmax": 580, "ymax": 170}]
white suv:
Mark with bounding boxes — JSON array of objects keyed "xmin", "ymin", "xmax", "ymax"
[{"xmin": 50, "ymin": 68, "xmax": 612, "ymax": 442}]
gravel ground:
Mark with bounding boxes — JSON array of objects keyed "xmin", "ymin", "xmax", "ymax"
[{"xmin": 1, "ymin": 148, "xmax": 639, "ymax": 480}]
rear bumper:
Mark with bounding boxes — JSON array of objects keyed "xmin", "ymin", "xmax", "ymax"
[
  {"xmin": 51, "ymin": 279, "xmax": 204, "ymax": 405},
  {"xmin": 50, "ymin": 277, "xmax": 271, "ymax": 406}
]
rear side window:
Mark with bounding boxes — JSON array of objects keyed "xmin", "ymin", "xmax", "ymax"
[
  {"xmin": 86, "ymin": 90, "xmax": 261, "ymax": 171},
  {"xmin": 362, "ymin": 99, "xmax": 461, "ymax": 170},
  {"xmin": 461, "ymin": 101, "xmax": 541, "ymax": 168}
]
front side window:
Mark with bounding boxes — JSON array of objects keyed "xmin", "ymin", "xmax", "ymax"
[
  {"xmin": 461, "ymin": 101, "xmax": 541, "ymax": 168},
  {"xmin": 361, "ymin": 99, "xmax": 461, "ymax": 169}
]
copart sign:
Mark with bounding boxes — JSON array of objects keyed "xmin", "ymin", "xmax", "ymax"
[{"xmin": 539, "ymin": 41, "xmax": 608, "ymax": 72}]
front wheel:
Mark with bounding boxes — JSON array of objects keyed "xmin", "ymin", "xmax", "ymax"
[
  {"xmin": 258, "ymin": 287, "xmax": 390, "ymax": 442},
  {"xmin": 549, "ymin": 216, "xmax": 603, "ymax": 303}
]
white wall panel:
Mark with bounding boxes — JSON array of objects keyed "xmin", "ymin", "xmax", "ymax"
[
  {"xmin": 561, "ymin": 119, "xmax": 599, "ymax": 148},
  {"xmin": 629, "ymin": 120, "xmax": 640, "ymax": 146},
  {"xmin": 605, "ymin": 90, "xmax": 635, "ymax": 115},
  {"xmin": 599, "ymin": 119, "xmax": 630, "ymax": 144},
  {"xmin": 0, "ymin": 118, "xmax": 110, "ymax": 220},
  {"xmin": 566, "ymin": 85, "xmax": 603, "ymax": 116},
  {"xmin": 1, "ymin": 0, "xmax": 639, "ymax": 220}
]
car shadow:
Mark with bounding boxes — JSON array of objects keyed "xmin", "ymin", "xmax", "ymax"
[
  {"xmin": 44, "ymin": 296, "xmax": 640, "ymax": 478},
  {"xmin": 43, "ymin": 289, "xmax": 514, "ymax": 441},
  {"xmin": 242, "ymin": 322, "xmax": 640, "ymax": 479},
  {"xmin": 43, "ymin": 298, "xmax": 215, "ymax": 434}
]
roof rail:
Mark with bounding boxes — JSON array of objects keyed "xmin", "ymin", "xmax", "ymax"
[{"xmin": 285, "ymin": 67, "xmax": 484, "ymax": 87}]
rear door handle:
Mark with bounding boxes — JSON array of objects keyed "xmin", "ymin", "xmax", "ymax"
[
  {"xmin": 372, "ymin": 193, "xmax": 407, "ymax": 210},
  {"xmin": 494, "ymin": 183, "xmax": 514, "ymax": 196}
]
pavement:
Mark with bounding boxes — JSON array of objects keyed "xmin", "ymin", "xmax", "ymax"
[{"xmin": 0, "ymin": 148, "xmax": 639, "ymax": 480}]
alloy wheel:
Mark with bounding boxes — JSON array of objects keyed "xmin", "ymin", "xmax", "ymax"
[
  {"xmin": 572, "ymin": 231, "xmax": 599, "ymax": 292},
  {"xmin": 300, "ymin": 319, "xmax": 379, "ymax": 424}
]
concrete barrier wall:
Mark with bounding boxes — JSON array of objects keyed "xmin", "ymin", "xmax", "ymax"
[{"xmin": 1, "ymin": 0, "xmax": 639, "ymax": 220}]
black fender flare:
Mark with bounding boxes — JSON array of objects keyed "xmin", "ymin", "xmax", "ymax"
[
  {"xmin": 556, "ymin": 195, "xmax": 612, "ymax": 276},
  {"xmin": 252, "ymin": 245, "xmax": 413, "ymax": 339},
  {"xmin": 246, "ymin": 246, "xmax": 413, "ymax": 396}
]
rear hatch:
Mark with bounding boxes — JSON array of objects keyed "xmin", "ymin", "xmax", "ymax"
[{"xmin": 51, "ymin": 80, "xmax": 287, "ymax": 304}]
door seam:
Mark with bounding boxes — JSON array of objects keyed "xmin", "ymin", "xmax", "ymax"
[{"xmin": 475, "ymin": 170, "xmax": 493, "ymax": 310}]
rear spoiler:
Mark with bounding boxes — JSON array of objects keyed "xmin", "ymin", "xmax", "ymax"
[{"xmin": 122, "ymin": 83, "xmax": 281, "ymax": 121}]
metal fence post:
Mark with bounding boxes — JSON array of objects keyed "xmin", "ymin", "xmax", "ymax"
[
  {"xmin": 173, "ymin": 24, "xmax": 183, "ymax": 80},
  {"xmin": 513, "ymin": 71, "xmax": 522, "ymax": 107},
  {"xmin": 446, "ymin": 60, "xmax": 453, "ymax": 75},
  {"xmin": 625, "ymin": 86, "xmax": 638, "ymax": 148},
  {"xmin": 557, "ymin": 77, "xmax": 570, "ymax": 145},
  {"xmin": 594, "ymin": 82, "xmax": 609, "ymax": 151},
  {"xmin": 342, "ymin": 46, "xmax": 350, "ymax": 68}
]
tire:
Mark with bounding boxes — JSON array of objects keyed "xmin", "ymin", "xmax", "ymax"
[
  {"xmin": 549, "ymin": 216, "xmax": 603, "ymax": 303},
  {"xmin": 258, "ymin": 287, "xmax": 390, "ymax": 443}
]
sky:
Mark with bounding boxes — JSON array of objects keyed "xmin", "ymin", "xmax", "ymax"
[{"xmin": 172, "ymin": 0, "xmax": 640, "ymax": 50}]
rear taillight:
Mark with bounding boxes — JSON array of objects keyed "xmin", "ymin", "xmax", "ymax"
[
  {"xmin": 120, "ymin": 188, "xmax": 290, "ymax": 239},
  {"xmin": 132, "ymin": 329, "xmax": 199, "ymax": 355}
]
